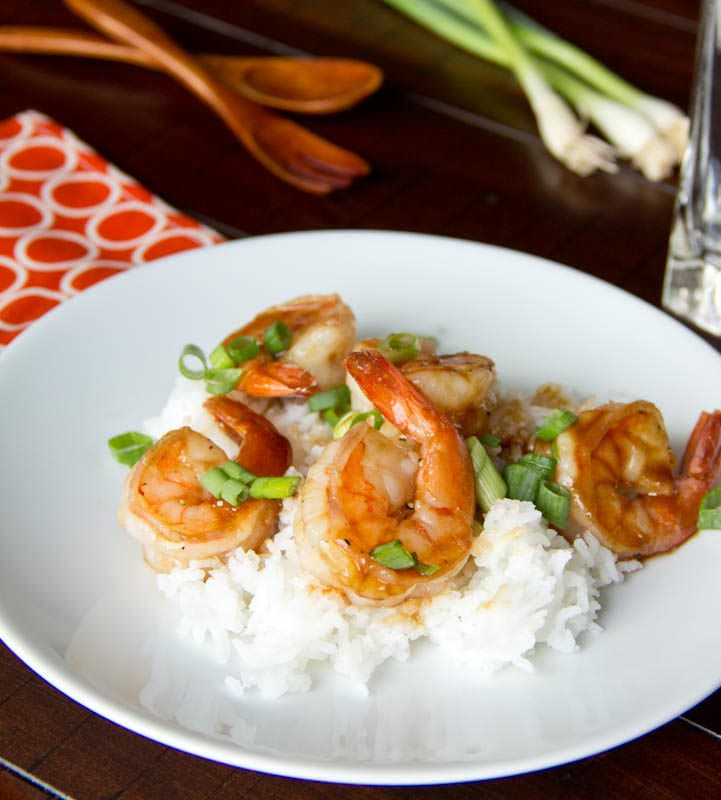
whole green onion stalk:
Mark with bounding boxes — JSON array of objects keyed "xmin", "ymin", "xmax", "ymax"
[{"xmin": 382, "ymin": 0, "xmax": 688, "ymax": 180}]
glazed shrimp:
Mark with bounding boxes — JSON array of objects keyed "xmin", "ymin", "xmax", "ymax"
[
  {"xmin": 119, "ymin": 399, "xmax": 292, "ymax": 572},
  {"xmin": 399, "ymin": 352, "xmax": 496, "ymax": 436},
  {"xmin": 347, "ymin": 342, "xmax": 496, "ymax": 437},
  {"xmin": 224, "ymin": 293, "xmax": 356, "ymax": 397},
  {"xmin": 553, "ymin": 401, "xmax": 721, "ymax": 558},
  {"xmin": 295, "ymin": 350, "xmax": 475, "ymax": 605}
]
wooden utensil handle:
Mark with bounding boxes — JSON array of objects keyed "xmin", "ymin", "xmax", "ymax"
[
  {"xmin": 0, "ymin": 26, "xmax": 152, "ymax": 65},
  {"xmin": 63, "ymin": 0, "xmax": 261, "ymax": 133}
]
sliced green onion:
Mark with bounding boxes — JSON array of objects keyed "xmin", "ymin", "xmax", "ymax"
[
  {"xmin": 414, "ymin": 560, "xmax": 440, "ymax": 576},
  {"xmin": 200, "ymin": 466, "xmax": 229, "ymax": 498},
  {"xmin": 321, "ymin": 408, "xmax": 341, "ymax": 427},
  {"xmin": 466, "ymin": 436, "xmax": 507, "ymax": 512},
  {"xmin": 108, "ymin": 431, "xmax": 153, "ymax": 467},
  {"xmin": 333, "ymin": 409, "xmax": 385, "ymax": 439},
  {"xmin": 518, "ymin": 452, "xmax": 556, "ymax": 481},
  {"xmin": 378, "ymin": 332, "xmax": 421, "ymax": 364},
  {"xmin": 534, "ymin": 409, "xmax": 578, "ymax": 441},
  {"xmin": 536, "ymin": 480, "xmax": 571, "ymax": 528},
  {"xmin": 504, "ymin": 462, "xmax": 542, "ymax": 502},
  {"xmin": 249, "ymin": 475, "xmax": 301, "ymax": 499},
  {"xmin": 204, "ymin": 367, "xmax": 243, "ymax": 395},
  {"xmin": 220, "ymin": 479, "xmax": 249, "ymax": 506},
  {"xmin": 226, "ymin": 335, "xmax": 260, "ymax": 364},
  {"xmin": 221, "ymin": 461, "xmax": 256, "ymax": 484},
  {"xmin": 263, "ymin": 320, "xmax": 292, "ymax": 355},
  {"xmin": 698, "ymin": 487, "xmax": 721, "ymax": 530},
  {"xmin": 178, "ymin": 343, "xmax": 208, "ymax": 380},
  {"xmin": 209, "ymin": 343, "xmax": 234, "ymax": 369},
  {"xmin": 308, "ymin": 385, "xmax": 351, "ymax": 413},
  {"xmin": 481, "ymin": 433, "xmax": 501, "ymax": 448},
  {"xmin": 369, "ymin": 539, "xmax": 416, "ymax": 570}
]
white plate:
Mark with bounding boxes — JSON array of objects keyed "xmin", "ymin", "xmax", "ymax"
[{"xmin": 1, "ymin": 231, "xmax": 720, "ymax": 785}]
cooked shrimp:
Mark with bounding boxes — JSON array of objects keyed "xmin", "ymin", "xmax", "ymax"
[
  {"xmin": 347, "ymin": 340, "xmax": 496, "ymax": 437},
  {"xmin": 295, "ymin": 350, "xmax": 475, "ymax": 606},
  {"xmin": 553, "ymin": 401, "xmax": 721, "ymax": 557},
  {"xmin": 119, "ymin": 400, "xmax": 291, "ymax": 572},
  {"xmin": 399, "ymin": 352, "xmax": 496, "ymax": 436},
  {"xmin": 224, "ymin": 293, "xmax": 356, "ymax": 397}
]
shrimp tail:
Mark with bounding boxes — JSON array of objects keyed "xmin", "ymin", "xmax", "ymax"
[
  {"xmin": 238, "ymin": 361, "xmax": 319, "ymax": 398},
  {"xmin": 680, "ymin": 410, "xmax": 721, "ymax": 483},
  {"xmin": 345, "ymin": 350, "xmax": 450, "ymax": 440},
  {"xmin": 204, "ymin": 396, "xmax": 292, "ymax": 476}
]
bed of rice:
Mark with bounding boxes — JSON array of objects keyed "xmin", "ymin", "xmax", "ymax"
[{"xmin": 140, "ymin": 377, "xmax": 639, "ymax": 699}]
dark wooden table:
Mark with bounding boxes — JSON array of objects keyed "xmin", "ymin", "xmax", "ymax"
[{"xmin": 1, "ymin": 1, "xmax": 719, "ymax": 797}]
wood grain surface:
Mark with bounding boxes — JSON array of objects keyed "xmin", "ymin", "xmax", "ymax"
[{"xmin": 0, "ymin": 1, "xmax": 718, "ymax": 797}]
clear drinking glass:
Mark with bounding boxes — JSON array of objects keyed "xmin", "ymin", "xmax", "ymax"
[{"xmin": 663, "ymin": 0, "xmax": 721, "ymax": 335}]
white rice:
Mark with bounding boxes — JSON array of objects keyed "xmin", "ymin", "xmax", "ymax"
[{"xmin": 141, "ymin": 377, "xmax": 640, "ymax": 699}]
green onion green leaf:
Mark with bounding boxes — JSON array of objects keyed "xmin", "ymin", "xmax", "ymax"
[
  {"xmin": 369, "ymin": 539, "xmax": 416, "ymax": 570},
  {"xmin": 504, "ymin": 462, "xmax": 542, "ymax": 502},
  {"xmin": 414, "ymin": 560, "xmax": 440, "ymax": 576},
  {"xmin": 226, "ymin": 335, "xmax": 260, "ymax": 364},
  {"xmin": 308, "ymin": 385, "xmax": 351, "ymax": 413},
  {"xmin": 378, "ymin": 332, "xmax": 421, "ymax": 364},
  {"xmin": 220, "ymin": 479, "xmax": 249, "ymax": 506},
  {"xmin": 200, "ymin": 466, "xmax": 229, "ymax": 498},
  {"xmin": 466, "ymin": 435, "xmax": 507, "ymax": 512},
  {"xmin": 534, "ymin": 408, "xmax": 578, "ymax": 441},
  {"xmin": 263, "ymin": 320, "xmax": 292, "ymax": 355},
  {"xmin": 178, "ymin": 343, "xmax": 208, "ymax": 380},
  {"xmin": 249, "ymin": 475, "xmax": 301, "ymax": 499},
  {"xmin": 204, "ymin": 367, "xmax": 243, "ymax": 395},
  {"xmin": 108, "ymin": 431, "xmax": 153, "ymax": 467},
  {"xmin": 698, "ymin": 487, "xmax": 721, "ymax": 530},
  {"xmin": 221, "ymin": 461, "xmax": 256, "ymax": 484},
  {"xmin": 536, "ymin": 480, "xmax": 571, "ymax": 528},
  {"xmin": 332, "ymin": 409, "xmax": 385, "ymax": 439},
  {"xmin": 209, "ymin": 343, "xmax": 234, "ymax": 370}
]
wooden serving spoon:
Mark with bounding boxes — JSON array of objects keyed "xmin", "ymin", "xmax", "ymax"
[
  {"xmin": 60, "ymin": 0, "xmax": 369, "ymax": 194},
  {"xmin": 0, "ymin": 26, "xmax": 383, "ymax": 114}
]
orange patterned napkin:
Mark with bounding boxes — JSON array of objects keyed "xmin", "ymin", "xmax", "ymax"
[{"xmin": 0, "ymin": 110, "xmax": 225, "ymax": 351}]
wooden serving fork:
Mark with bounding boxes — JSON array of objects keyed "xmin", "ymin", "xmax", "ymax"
[{"xmin": 62, "ymin": 0, "xmax": 369, "ymax": 194}]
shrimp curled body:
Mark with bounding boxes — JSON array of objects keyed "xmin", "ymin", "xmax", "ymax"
[
  {"xmin": 119, "ymin": 399, "xmax": 291, "ymax": 572},
  {"xmin": 225, "ymin": 293, "xmax": 356, "ymax": 397},
  {"xmin": 295, "ymin": 350, "xmax": 475, "ymax": 605},
  {"xmin": 554, "ymin": 401, "xmax": 721, "ymax": 557}
]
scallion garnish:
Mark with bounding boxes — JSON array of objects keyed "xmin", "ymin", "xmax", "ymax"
[
  {"xmin": 518, "ymin": 452, "xmax": 556, "ymax": 481},
  {"xmin": 263, "ymin": 320, "xmax": 292, "ymax": 355},
  {"xmin": 414, "ymin": 560, "xmax": 440, "ymax": 576},
  {"xmin": 226, "ymin": 335, "xmax": 260, "ymax": 364},
  {"xmin": 308, "ymin": 385, "xmax": 351, "ymax": 413},
  {"xmin": 535, "ymin": 480, "xmax": 571, "ymax": 528},
  {"xmin": 534, "ymin": 408, "xmax": 578, "ymax": 441},
  {"xmin": 249, "ymin": 476, "xmax": 301, "ymax": 499},
  {"xmin": 201, "ymin": 462, "xmax": 298, "ymax": 505},
  {"xmin": 332, "ymin": 409, "xmax": 385, "ymax": 439},
  {"xmin": 369, "ymin": 539, "xmax": 416, "ymax": 570},
  {"xmin": 503, "ymin": 462, "xmax": 542, "ymax": 502},
  {"xmin": 466, "ymin": 436, "xmax": 507, "ymax": 512},
  {"xmin": 204, "ymin": 367, "xmax": 243, "ymax": 395},
  {"xmin": 108, "ymin": 431, "xmax": 153, "ymax": 467},
  {"xmin": 209, "ymin": 343, "xmax": 234, "ymax": 369},
  {"xmin": 178, "ymin": 343, "xmax": 208, "ymax": 380},
  {"xmin": 220, "ymin": 479, "xmax": 250, "ymax": 506},
  {"xmin": 221, "ymin": 460, "xmax": 256, "ymax": 484},
  {"xmin": 698, "ymin": 487, "xmax": 721, "ymax": 530},
  {"xmin": 481, "ymin": 433, "xmax": 501, "ymax": 448},
  {"xmin": 200, "ymin": 466, "xmax": 230, "ymax": 498},
  {"xmin": 378, "ymin": 332, "xmax": 421, "ymax": 364}
]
